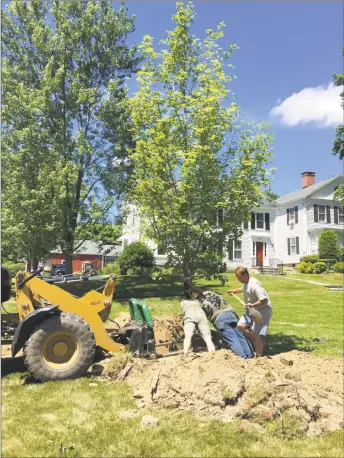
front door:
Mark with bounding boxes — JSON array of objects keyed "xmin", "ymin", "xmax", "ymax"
[{"xmin": 256, "ymin": 242, "xmax": 264, "ymax": 267}]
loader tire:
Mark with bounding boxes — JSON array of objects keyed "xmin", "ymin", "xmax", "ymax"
[{"xmin": 23, "ymin": 312, "xmax": 96, "ymax": 382}]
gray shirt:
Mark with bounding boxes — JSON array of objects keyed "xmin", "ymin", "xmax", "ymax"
[{"xmin": 243, "ymin": 277, "xmax": 272, "ymax": 311}]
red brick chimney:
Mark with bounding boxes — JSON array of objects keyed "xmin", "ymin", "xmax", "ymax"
[{"xmin": 302, "ymin": 171, "xmax": 316, "ymax": 189}]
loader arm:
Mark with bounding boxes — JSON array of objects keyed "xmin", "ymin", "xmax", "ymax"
[{"xmin": 15, "ymin": 273, "xmax": 123, "ymax": 353}]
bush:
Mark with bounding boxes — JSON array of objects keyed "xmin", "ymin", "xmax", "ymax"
[
  {"xmin": 99, "ymin": 263, "xmax": 121, "ymax": 275},
  {"xmin": 296, "ymin": 261, "xmax": 309, "ymax": 273},
  {"xmin": 318, "ymin": 259, "xmax": 337, "ymax": 266},
  {"xmin": 305, "ymin": 262, "xmax": 314, "ymax": 274},
  {"xmin": 318, "ymin": 230, "xmax": 339, "ymax": 260},
  {"xmin": 117, "ymin": 242, "xmax": 154, "ymax": 275},
  {"xmin": 337, "ymin": 246, "xmax": 344, "ymax": 262},
  {"xmin": 300, "ymin": 254, "xmax": 319, "ymax": 264},
  {"xmin": 2, "ymin": 261, "xmax": 25, "ymax": 277},
  {"xmin": 333, "ymin": 262, "xmax": 344, "ymax": 273},
  {"xmin": 313, "ymin": 262, "xmax": 327, "ymax": 274}
]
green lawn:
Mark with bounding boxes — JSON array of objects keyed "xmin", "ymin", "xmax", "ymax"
[
  {"xmin": 285, "ymin": 272, "xmax": 343, "ymax": 285},
  {"xmin": 2, "ymin": 273, "xmax": 344, "ymax": 457}
]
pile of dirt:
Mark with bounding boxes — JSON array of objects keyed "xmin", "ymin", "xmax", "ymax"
[
  {"xmin": 102, "ymin": 313, "xmax": 344, "ymax": 436},
  {"xmin": 123, "ymin": 350, "xmax": 343, "ymax": 436}
]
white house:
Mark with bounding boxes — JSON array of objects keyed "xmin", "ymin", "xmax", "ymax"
[
  {"xmin": 120, "ymin": 171, "xmax": 344, "ymax": 269},
  {"xmin": 274, "ymin": 172, "xmax": 344, "ymax": 265}
]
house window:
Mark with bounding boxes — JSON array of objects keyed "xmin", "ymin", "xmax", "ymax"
[
  {"xmin": 339, "ymin": 208, "xmax": 344, "ymax": 224},
  {"xmin": 123, "ymin": 239, "xmax": 128, "ymax": 249},
  {"xmin": 157, "ymin": 244, "xmax": 166, "ymax": 255},
  {"xmin": 290, "ymin": 237, "xmax": 296, "ymax": 254},
  {"xmin": 309, "ymin": 234, "xmax": 317, "ymax": 253},
  {"xmin": 234, "ymin": 241, "xmax": 242, "ymax": 260},
  {"xmin": 289, "ymin": 208, "xmax": 295, "ymax": 223},
  {"xmin": 256, "ymin": 213, "xmax": 264, "ymax": 229},
  {"xmin": 318, "ymin": 206, "xmax": 326, "ymax": 222},
  {"xmin": 104, "ymin": 256, "xmax": 117, "ymax": 265}
]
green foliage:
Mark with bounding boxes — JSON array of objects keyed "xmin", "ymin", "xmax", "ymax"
[
  {"xmin": 2, "ymin": 261, "xmax": 25, "ymax": 277},
  {"xmin": 337, "ymin": 246, "xmax": 344, "ymax": 262},
  {"xmin": 318, "ymin": 259, "xmax": 337, "ymax": 266},
  {"xmin": 313, "ymin": 262, "xmax": 327, "ymax": 274},
  {"xmin": 318, "ymin": 230, "xmax": 339, "ymax": 260},
  {"xmin": 99, "ymin": 263, "xmax": 121, "ymax": 275},
  {"xmin": 2, "ymin": 0, "xmax": 140, "ymax": 271},
  {"xmin": 333, "ymin": 184, "xmax": 344, "ymax": 208},
  {"xmin": 300, "ymin": 254, "xmax": 319, "ymax": 264},
  {"xmin": 117, "ymin": 242, "xmax": 154, "ymax": 275},
  {"xmin": 333, "ymin": 261, "xmax": 344, "ymax": 273},
  {"xmin": 127, "ymin": 2, "xmax": 274, "ymax": 278},
  {"xmin": 331, "ymin": 49, "xmax": 344, "ymax": 159},
  {"xmin": 296, "ymin": 261, "xmax": 314, "ymax": 274}
]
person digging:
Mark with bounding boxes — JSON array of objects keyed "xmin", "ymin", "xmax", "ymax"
[
  {"xmin": 180, "ymin": 282, "xmax": 216, "ymax": 355},
  {"xmin": 228, "ymin": 266, "xmax": 272, "ymax": 357},
  {"xmin": 184, "ymin": 279, "xmax": 254, "ymax": 359}
]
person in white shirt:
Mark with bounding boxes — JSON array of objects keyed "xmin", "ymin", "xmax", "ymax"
[{"xmin": 228, "ymin": 266, "xmax": 272, "ymax": 357}]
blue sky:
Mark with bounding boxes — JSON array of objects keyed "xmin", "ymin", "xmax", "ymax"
[{"xmin": 125, "ymin": 1, "xmax": 343, "ymax": 197}]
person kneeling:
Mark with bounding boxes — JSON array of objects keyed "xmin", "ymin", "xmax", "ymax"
[{"xmin": 180, "ymin": 297, "xmax": 215, "ymax": 355}]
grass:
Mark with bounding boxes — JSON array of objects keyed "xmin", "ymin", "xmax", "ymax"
[
  {"xmin": 2, "ymin": 272, "xmax": 344, "ymax": 457},
  {"xmin": 286, "ymin": 271, "xmax": 343, "ymax": 285}
]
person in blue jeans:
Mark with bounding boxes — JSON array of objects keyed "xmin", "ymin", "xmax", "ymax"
[{"xmin": 184, "ymin": 280, "xmax": 253, "ymax": 359}]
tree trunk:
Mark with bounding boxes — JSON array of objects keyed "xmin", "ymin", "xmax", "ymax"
[
  {"xmin": 182, "ymin": 258, "xmax": 191, "ymax": 279},
  {"xmin": 62, "ymin": 252, "xmax": 73, "ymax": 275}
]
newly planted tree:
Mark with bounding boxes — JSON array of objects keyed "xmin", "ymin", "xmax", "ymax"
[
  {"xmin": 2, "ymin": 0, "xmax": 139, "ymax": 271},
  {"xmin": 127, "ymin": 2, "xmax": 274, "ymax": 279}
]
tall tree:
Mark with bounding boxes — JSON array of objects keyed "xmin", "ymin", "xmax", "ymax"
[
  {"xmin": 127, "ymin": 2, "xmax": 274, "ymax": 279},
  {"xmin": 331, "ymin": 48, "xmax": 344, "ymax": 207},
  {"xmin": 2, "ymin": 0, "xmax": 139, "ymax": 272}
]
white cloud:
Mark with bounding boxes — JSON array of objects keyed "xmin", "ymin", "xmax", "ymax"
[{"xmin": 269, "ymin": 82, "xmax": 343, "ymax": 127}]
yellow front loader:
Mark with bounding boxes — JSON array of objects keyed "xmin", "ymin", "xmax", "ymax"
[{"xmin": 1, "ymin": 267, "xmax": 124, "ymax": 382}]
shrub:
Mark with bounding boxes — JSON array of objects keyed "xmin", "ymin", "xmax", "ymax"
[
  {"xmin": 318, "ymin": 230, "xmax": 339, "ymax": 260},
  {"xmin": 99, "ymin": 263, "xmax": 121, "ymax": 275},
  {"xmin": 305, "ymin": 262, "xmax": 314, "ymax": 274},
  {"xmin": 333, "ymin": 262, "xmax": 344, "ymax": 273},
  {"xmin": 117, "ymin": 242, "xmax": 154, "ymax": 275},
  {"xmin": 317, "ymin": 259, "xmax": 337, "ymax": 266},
  {"xmin": 300, "ymin": 254, "xmax": 319, "ymax": 264},
  {"xmin": 2, "ymin": 261, "xmax": 25, "ymax": 277},
  {"xmin": 313, "ymin": 262, "xmax": 327, "ymax": 274},
  {"xmin": 296, "ymin": 261, "xmax": 309, "ymax": 273},
  {"xmin": 337, "ymin": 246, "xmax": 344, "ymax": 262}
]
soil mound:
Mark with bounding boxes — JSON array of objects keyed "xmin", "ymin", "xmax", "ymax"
[{"xmin": 102, "ymin": 313, "xmax": 344, "ymax": 436}]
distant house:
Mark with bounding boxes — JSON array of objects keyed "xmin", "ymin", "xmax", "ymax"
[
  {"xmin": 120, "ymin": 172, "xmax": 344, "ymax": 269},
  {"xmin": 50, "ymin": 240, "xmax": 122, "ymax": 273},
  {"xmin": 274, "ymin": 172, "xmax": 344, "ymax": 265}
]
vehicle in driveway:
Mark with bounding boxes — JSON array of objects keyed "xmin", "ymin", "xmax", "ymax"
[{"xmin": 51, "ymin": 263, "xmax": 66, "ymax": 276}]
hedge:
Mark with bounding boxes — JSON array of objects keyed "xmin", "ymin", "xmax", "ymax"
[
  {"xmin": 333, "ymin": 262, "xmax": 344, "ymax": 273},
  {"xmin": 300, "ymin": 254, "xmax": 319, "ymax": 264}
]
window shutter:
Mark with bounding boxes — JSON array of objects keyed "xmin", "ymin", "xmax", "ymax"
[
  {"xmin": 265, "ymin": 213, "xmax": 270, "ymax": 230},
  {"xmin": 295, "ymin": 206, "xmax": 298, "ymax": 224},
  {"xmin": 244, "ymin": 220, "xmax": 248, "ymax": 229},
  {"xmin": 314, "ymin": 204, "xmax": 318, "ymax": 223},
  {"xmin": 228, "ymin": 240, "xmax": 233, "ymax": 260},
  {"xmin": 334, "ymin": 206, "xmax": 339, "ymax": 224},
  {"xmin": 287, "ymin": 208, "xmax": 290, "ymax": 225},
  {"xmin": 287, "ymin": 238, "xmax": 291, "ymax": 255},
  {"xmin": 251, "ymin": 213, "xmax": 255, "ymax": 230},
  {"xmin": 326, "ymin": 205, "xmax": 331, "ymax": 223},
  {"xmin": 296, "ymin": 237, "xmax": 299, "ymax": 254}
]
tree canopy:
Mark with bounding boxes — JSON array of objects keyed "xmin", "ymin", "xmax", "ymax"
[
  {"xmin": 127, "ymin": 2, "xmax": 274, "ymax": 279},
  {"xmin": 2, "ymin": 0, "xmax": 139, "ymax": 271}
]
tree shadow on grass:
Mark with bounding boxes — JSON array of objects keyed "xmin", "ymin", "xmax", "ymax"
[{"xmin": 265, "ymin": 333, "xmax": 315, "ymax": 356}]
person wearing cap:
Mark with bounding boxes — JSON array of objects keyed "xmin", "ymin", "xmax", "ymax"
[
  {"xmin": 228, "ymin": 266, "xmax": 272, "ymax": 357},
  {"xmin": 184, "ymin": 279, "xmax": 254, "ymax": 359}
]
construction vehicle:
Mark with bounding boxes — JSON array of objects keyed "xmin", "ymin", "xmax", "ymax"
[
  {"xmin": 1, "ymin": 266, "xmax": 127, "ymax": 382},
  {"xmin": 1, "ymin": 266, "xmax": 164, "ymax": 382}
]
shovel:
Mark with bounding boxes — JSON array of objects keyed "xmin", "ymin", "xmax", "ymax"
[{"xmin": 229, "ymin": 293, "xmax": 264, "ymax": 324}]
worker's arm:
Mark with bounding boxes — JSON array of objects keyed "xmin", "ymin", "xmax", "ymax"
[
  {"xmin": 246, "ymin": 284, "xmax": 269, "ymax": 308},
  {"xmin": 227, "ymin": 287, "xmax": 243, "ymax": 294},
  {"xmin": 245, "ymin": 298, "xmax": 268, "ymax": 308}
]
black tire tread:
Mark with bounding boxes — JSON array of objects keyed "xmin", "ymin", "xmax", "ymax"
[{"xmin": 23, "ymin": 312, "xmax": 96, "ymax": 382}]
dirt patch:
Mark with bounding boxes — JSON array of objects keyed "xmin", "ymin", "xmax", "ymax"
[{"xmin": 102, "ymin": 314, "xmax": 343, "ymax": 436}]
